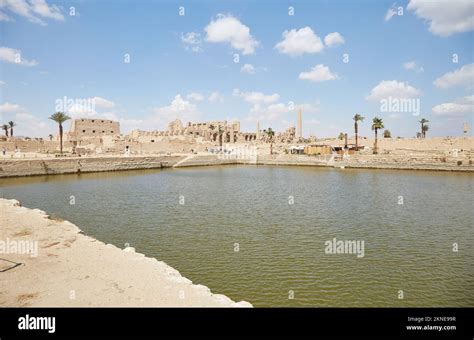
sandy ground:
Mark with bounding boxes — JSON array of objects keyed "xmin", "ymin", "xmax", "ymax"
[{"xmin": 0, "ymin": 199, "xmax": 252, "ymax": 307}]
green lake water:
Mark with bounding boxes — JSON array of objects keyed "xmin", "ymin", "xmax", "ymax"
[{"xmin": 1, "ymin": 166, "xmax": 473, "ymax": 307}]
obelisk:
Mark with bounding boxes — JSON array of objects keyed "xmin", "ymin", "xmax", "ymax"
[{"xmin": 297, "ymin": 109, "xmax": 302, "ymax": 139}]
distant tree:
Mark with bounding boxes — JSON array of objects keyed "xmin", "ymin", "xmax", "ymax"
[
  {"xmin": 209, "ymin": 123, "xmax": 224, "ymax": 149},
  {"xmin": 419, "ymin": 118, "xmax": 429, "ymax": 138},
  {"xmin": 383, "ymin": 129, "xmax": 391, "ymax": 138},
  {"xmin": 2, "ymin": 124, "xmax": 9, "ymax": 137},
  {"xmin": 8, "ymin": 121, "xmax": 15, "ymax": 137},
  {"xmin": 209, "ymin": 124, "xmax": 216, "ymax": 142},
  {"xmin": 266, "ymin": 127, "xmax": 275, "ymax": 155},
  {"xmin": 371, "ymin": 117, "xmax": 384, "ymax": 154},
  {"xmin": 49, "ymin": 112, "xmax": 71, "ymax": 154},
  {"xmin": 422, "ymin": 124, "xmax": 429, "ymax": 138},
  {"xmin": 48, "ymin": 134, "xmax": 54, "ymax": 141},
  {"xmin": 353, "ymin": 114, "xmax": 365, "ymax": 148},
  {"xmin": 338, "ymin": 132, "xmax": 345, "ymax": 140}
]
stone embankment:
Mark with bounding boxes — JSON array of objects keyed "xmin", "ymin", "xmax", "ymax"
[
  {"xmin": 1, "ymin": 152, "xmax": 473, "ymax": 178},
  {"xmin": 339, "ymin": 153, "xmax": 474, "ymax": 171},
  {"xmin": 0, "ymin": 155, "xmax": 185, "ymax": 178}
]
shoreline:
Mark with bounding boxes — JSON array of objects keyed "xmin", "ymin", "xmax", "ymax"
[
  {"xmin": 0, "ymin": 198, "xmax": 252, "ymax": 307},
  {"xmin": 0, "ymin": 153, "xmax": 473, "ymax": 178}
]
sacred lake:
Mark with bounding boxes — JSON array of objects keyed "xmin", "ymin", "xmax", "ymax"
[{"xmin": 1, "ymin": 166, "xmax": 472, "ymax": 307}]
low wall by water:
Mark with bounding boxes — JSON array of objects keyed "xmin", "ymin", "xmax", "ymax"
[
  {"xmin": 0, "ymin": 155, "xmax": 186, "ymax": 178},
  {"xmin": 1, "ymin": 153, "xmax": 473, "ymax": 178}
]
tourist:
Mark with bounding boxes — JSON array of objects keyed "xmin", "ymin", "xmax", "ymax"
[{"xmin": 2, "ymin": 147, "xmax": 6, "ymax": 157}]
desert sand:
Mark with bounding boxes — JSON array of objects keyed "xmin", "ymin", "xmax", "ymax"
[{"xmin": 0, "ymin": 198, "xmax": 252, "ymax": 307}]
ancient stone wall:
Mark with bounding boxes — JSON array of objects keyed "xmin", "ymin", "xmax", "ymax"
[
  {"xmin": 69, "ymin": 118, "xmax": 120, "ymax": 139},
  {"xmin": 0, "ymin": 140, "xmax": 59, "ymax": 153}
]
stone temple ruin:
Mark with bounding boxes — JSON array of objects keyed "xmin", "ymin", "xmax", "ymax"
[
  {"xmin": 0, "ymin": 116, "xmax": 303, "ymax": 155},
  {"xmin": 59, "ymin": 117, "xmax": 305, "ymax": 155},
  {"xmin": 130, "ymin": 119, "xmax": 258, "ymax": 143}
]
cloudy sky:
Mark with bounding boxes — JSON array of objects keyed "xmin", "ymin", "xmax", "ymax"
[{"xmin": 0, "ymin": 0, "xmax": 473, "ymax": 138}]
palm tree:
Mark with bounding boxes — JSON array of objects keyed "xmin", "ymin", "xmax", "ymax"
[
  {"xmin": 2, "ymin": 124, "xmax": 9, "ymax": 137},
  {"xmin": 266, "ymin": 127, "xmax": 275, "ymax": 155},
  {"xmin": 353, "ymin": 114, "xmax": 365, "ymax": 149},
  {"xmin": 209, "ymin": 124, "xmax": 224, "ymax": 149},
  {"xmin": 48, "ymin": 134, "xmax": 54, "ymax": 141},
  {"xmin": 383, "ymin": 129, "xmax": 391, "ymax": 138},
  {"xmin": 419, "ymin": 118, "xmax": 429, "ymax": 138},
  {"xmin": 49, "ymin": 112, "xmax": 70, "ymax": 154},
  {"xmin": 338, "ymin": 132, "xmax": 345, "ymax": 140},
  {"xmin": 209, "ymin": 124, "xmax": 216, "ymax": 142},
  {"xmin": 422, "ymin": 124, "xmax": 429, "ymax": 138},
  {"xmin": 371, "ymin": 117, "xmax": 384, "ymax": 154},
  {"xmin": 8, "ymin": 121, "xmax": 16, "ymax": 137},
  {"xmin": 218, "ymin": 125, "xmax": 224, "ymax": 149}
]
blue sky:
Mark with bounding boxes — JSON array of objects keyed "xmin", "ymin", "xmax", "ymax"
[{"xmin": 0, "ymin": 0, "xmax": 473, "ymax": 138}]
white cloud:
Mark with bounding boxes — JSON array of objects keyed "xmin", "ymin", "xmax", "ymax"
[
  {"xmin": 0, "ymin": 102, "xmax": 22, "ymax": 113},
  {"xmin": 181, "ymin": 32, "xmax": 202, "ymax": 52},
  {"xmin": 0, "ymin": 80, "xmax": 5, "ymax": 86},
  {"xmin": 204, "ymin": 14, "xmax": 259, "ymax": 55},
  {"xmin": 66, "ymin": 103, "xmax": 95, "ymax": 118},
  {"xmin": 0, "ymin": 47, "xmax": 38, "ymax": 66},
  {"xmin": 118, "ymin": 118, "xmax": 145, "ymax": 133},
  {"xmin": 186, "ymin": 92, "xmax": 204, "ymax": 101},
  {"xmin": 151, "ymin": 94, "xmax": 201, "ymax": 128},
  {"xmin": 63, "ymin": 97, "xmax": 115, "ymax": 119},
  {"xmin": 14, "ymin": 112, "xmax": 49, "ymax": 137},
  {"xmin": 240, "ymin": 63, "xmax": 266, "ymax": 74},
  {"xmin": 233, "ymin": 89, "xmax": 280, "ymax": 104},
  {"xmin": 403, "ymin": 61, "xmax": 424, "ymax": 73},
  {"xmin": 0, "ymin": 10, "xmax": 13, "ymax": 21},
  {"xmin": 434, "ymin": 64, "xmax": 474, "ymax": 89},
  {"xmin": 294, "ymin": 102, "xmax": 320, "ymax": 114},
  {"xmin": 384, "ymin": 5, "xmax": 398, "ymax": 21},
  {"xmin": 208, "ymin": 91, "xmax": 224, "ymax": 103},
  {"xmin": 0, "ymin": 0, "xmax": 64, "ymax": 25},
  {"xmin": 244, "ymin": 101, "xmax": 319, "ymax": 131},
  {"xmin": 299, "ymin": 64, "xmax": 338, "ymax": 83},
  {"xmin": 324, "ymin": 32, "xmax": 345, "ymax": 47},
  {"xmin": 432, "ymin": 95, "xmax": 474, "ymax": 116},
  {"xmin": 366, "ymin": 80, "xmax": 421, "ymax": 101},
  {"xmin": 0, "ymin": 102, "xmax": 51, "ymax": 137},
  {"xmin": 407, "ymin": 0, "xmax": 474, "ymax": 36},
  {"xmin": 241, "ymin": 63, "xmax": 255, "ymax": 74},
  {"xmin": 93, "ymin": 97, "xmax": 115, "ymax": 109},
  {"xmin": 275, "ymin": 27, "xmax": 324, "ymax": 56},
  {"xmin": 30, "ymin": 0, "xmax": 64, "ymax": 21},
  {"xmin": 246, "ymin": 103, "xmax": 288, "ymax": 123}
]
